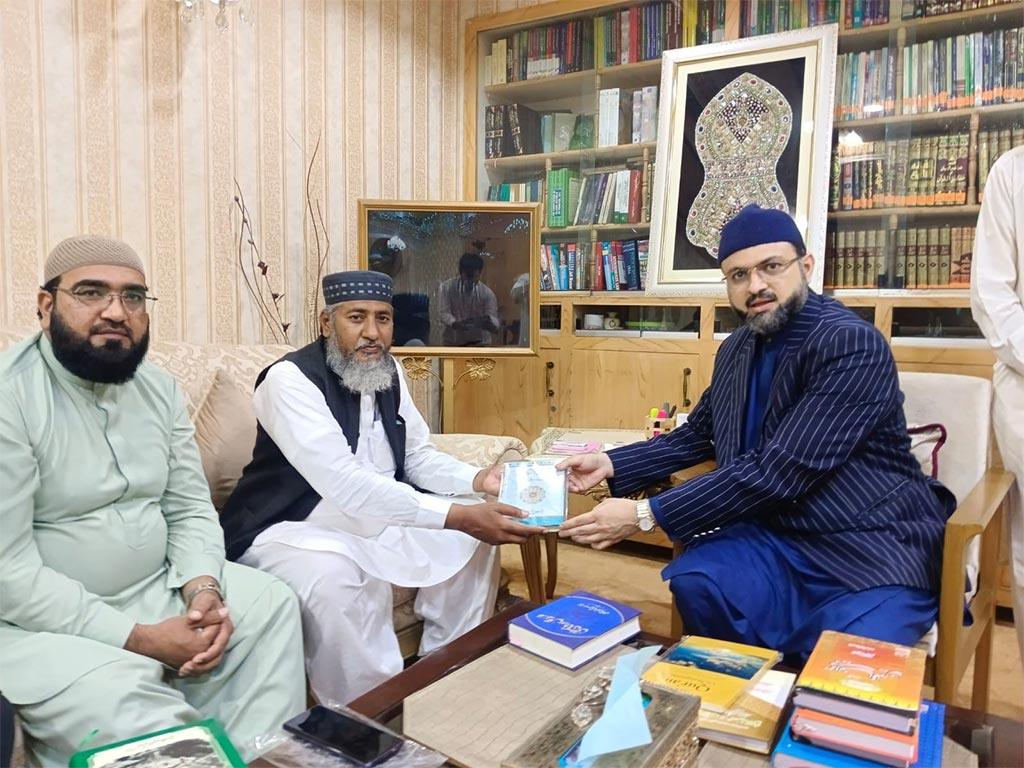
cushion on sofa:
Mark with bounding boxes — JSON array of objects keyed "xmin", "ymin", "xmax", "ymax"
[{"xmin": 193, "ymin": 369, "xmax": 258, "ymax": 510}]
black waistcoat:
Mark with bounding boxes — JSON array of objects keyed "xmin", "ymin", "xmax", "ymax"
[{"xmin": 220, "ymin": 338, "xmax": 407, "ymax": 560}]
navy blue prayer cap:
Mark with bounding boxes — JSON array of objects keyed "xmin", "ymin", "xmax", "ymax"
[
  {"xmin": 717, "ymin": 204, "xmax": 805, "ymax": 263},
  {"xmin": 322, "ymin": 270, "xmax": 393, "ymax": 305}
]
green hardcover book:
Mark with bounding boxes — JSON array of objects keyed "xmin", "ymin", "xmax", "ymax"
[
  {"xmin": 924, "ymin": 227, "xmax": 939, "ymax": 288},
  {"xmin": 938, "ymin": 227, "xmax": 952, "ymax": 287},
  {"xmin": 70, "ymin": 719, "xmax": 245, "ymax": 767},
  {"xmin": 864, "ymin": 229, "xmax": 878, "ymax": 287},
  {"xmin": 905, "ymin": 228, "xmax": 918, "ymax": 289},
  {"xmin": 895, "ymin": 229, "xmax": 907, "ymax": 289},
  {"xmin": 569, "ymin": 113, "xmax": 595, "ymax": 150}
]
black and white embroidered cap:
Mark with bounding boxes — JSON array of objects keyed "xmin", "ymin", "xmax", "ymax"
[{"xmin": 322, "ymin": 270, "xmax": 394, "ymax": 305}]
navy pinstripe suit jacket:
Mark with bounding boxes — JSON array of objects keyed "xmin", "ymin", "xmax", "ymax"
[{"xmin": 608, "ymin": 292, "xmax": 955, "ymax": 593}]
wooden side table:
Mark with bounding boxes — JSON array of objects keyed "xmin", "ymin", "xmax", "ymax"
[{"xmin": 519, "ymin": 427, "xmax": 648, "ymax": 604}]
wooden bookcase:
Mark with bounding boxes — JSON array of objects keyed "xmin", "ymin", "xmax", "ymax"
[{"xmin": 461, "ymin": 1, "xmax": 1020, "ymax": 605}]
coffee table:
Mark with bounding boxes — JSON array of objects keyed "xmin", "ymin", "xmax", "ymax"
[{"xmin": 348, "ymin": 603, "xmax": 1024, "ymax": 768}]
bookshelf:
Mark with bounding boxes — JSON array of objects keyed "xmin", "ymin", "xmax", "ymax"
[{"xmin": 461, "ymin": 0, "xmax": 1016, "ymax": 474}]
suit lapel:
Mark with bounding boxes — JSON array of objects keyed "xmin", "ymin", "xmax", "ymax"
[{"xmin": 721, "ymin": 329, "xmax": 756, "ymax": 463}]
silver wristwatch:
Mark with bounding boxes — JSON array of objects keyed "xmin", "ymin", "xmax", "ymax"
[{"xmin": 635, "ymin": 500, "xmax": 656, "ymax": 532}]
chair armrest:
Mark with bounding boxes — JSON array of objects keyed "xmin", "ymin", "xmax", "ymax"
[
  {"xmin": 429, "ymin": 433, "xmax": 528, "ymax": 466},
  {"xmin": 936, "ymin": 468, "xmax": 1014, "ymax": 696},
  {"xmin": 944, "ymin": 468, "xmax": 1015, "ymax": 536}
]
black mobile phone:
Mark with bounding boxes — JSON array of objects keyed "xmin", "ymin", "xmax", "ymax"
[{"xmin": 283, "ymin": 706, "xmax": 403, "ymax": 767}]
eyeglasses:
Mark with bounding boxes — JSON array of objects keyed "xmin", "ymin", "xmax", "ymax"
[
  {"xmin": 722, "ymin": 255, "xmax": 803, "ymax": 288},
  {"xmin": 50, "ymin": 286, "xmax": 158, "ymax": 314}
]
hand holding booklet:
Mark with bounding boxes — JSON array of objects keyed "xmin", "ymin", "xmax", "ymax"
[{"xmin": 499, "ymin": 459, "xmax": 568, "ymax": 528}]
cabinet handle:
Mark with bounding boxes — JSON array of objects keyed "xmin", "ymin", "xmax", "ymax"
[
  {"xmin": 682, "ymin": 367, "xmax": 692, "ymax": 407},
  {"xmin": 545, "ymin": 361, "xmax": 555, "ymax": 397}
]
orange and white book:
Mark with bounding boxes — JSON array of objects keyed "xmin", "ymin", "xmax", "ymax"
[
  {"xmin": 793, "ymin": 631, "xmax": 926, "ymax": 733},
  {"xmin": 790, "ymin": 706, "xmax": 919, "ymax": 768}
]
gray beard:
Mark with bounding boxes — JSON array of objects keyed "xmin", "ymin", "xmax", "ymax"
[
  {"xmin": 324, "ymin": 334, "xmax": 395, "ymax": 394},
  {"xmin": 741, "ymin": 280, "xmax": 810, "ymax": 336}
]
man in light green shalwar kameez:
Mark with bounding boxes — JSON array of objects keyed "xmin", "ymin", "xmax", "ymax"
[{"xmin": 0, "ymin": 236, "xmax": 306, "ymax": 765}]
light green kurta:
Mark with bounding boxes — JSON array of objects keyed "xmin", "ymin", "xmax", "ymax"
[{"xmin": 0, "ymin": 332, "xmax": 305, "ymax": 764}]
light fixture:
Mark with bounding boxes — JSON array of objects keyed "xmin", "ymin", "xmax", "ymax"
[{"xmin": 177, "ymin": 0, "xmax": 253, "ymax": 31}]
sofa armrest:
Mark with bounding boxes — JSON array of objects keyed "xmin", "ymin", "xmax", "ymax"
[{"xmin": 429, "ymin": 433, "xmax": 528, "ymax": 466}]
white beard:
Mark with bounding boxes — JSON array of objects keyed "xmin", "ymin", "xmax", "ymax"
[{"xmin": 324, "ymin": 334, "xmax": 395, "ymax": 394}]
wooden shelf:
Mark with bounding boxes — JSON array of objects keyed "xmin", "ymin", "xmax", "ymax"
[
  {"xmin": 596, "ymin": 58, "xmax": 662, "ymax": 89},
  {"xmin": 486, "ymin": 141, "xmax": 655, "ymax": 175},
  {"xmin": 541, "ymin": 221, "xmax": 651, "ymax": 236},
  {"xmin": 485, "ymin": 70, "xmax": 595, "ymax": 103},
  {"xmin": 834, "ymin": 101, "xmax": 1024, "ymax": 132},
  {"xmin": 828, "ymin": 205, "xmax": 982, "ymax": 219},
  {"xmin": 838, "ymin": 2, "xmax": 1024, "ymax": 51}
]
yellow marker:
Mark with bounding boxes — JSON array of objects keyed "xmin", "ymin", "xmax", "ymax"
[{"xmin": 649, "ymin": 407, "xmax": 659, "ymax": 418}]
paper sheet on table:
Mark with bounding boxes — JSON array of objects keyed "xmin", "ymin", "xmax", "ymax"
[{"xmin": 574, "ymin": 645, "xmax": 661, "ymax": 767}]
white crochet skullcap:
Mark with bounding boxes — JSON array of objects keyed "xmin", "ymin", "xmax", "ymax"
[{"xmin": 44, "ymin": 235, "xmax": 145, "ymax": 284}]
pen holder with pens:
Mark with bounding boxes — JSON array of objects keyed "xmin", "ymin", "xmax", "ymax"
[{"xmin": 644, "ymin": 416, "xmax": 676, "ymax": 440}]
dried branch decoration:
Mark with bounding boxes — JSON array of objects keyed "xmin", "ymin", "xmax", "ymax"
[
  {"xmin": 304, "ymin": 136, "xmax": 330, "ymax": 343},
  {"xmin": 234, "ymin": 183, "xmax": 290, "ymax": 344}
]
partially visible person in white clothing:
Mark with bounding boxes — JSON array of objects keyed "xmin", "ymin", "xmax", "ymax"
[
  {"xmin": 971, "ymin": 145, "xmax": 1024, "ymax": 662},
  {"xmin": 218, "ymin": 270, "xmax": 540, "ymax": 705}
]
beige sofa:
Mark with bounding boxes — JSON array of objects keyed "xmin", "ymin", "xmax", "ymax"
[{"xmin": 0, "ymin": 329, "xmax": 528, "ymax": 658}]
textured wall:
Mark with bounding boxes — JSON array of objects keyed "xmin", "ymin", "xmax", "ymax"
[{"xmin": 0, "ymin": 0, "xmax": 542, "ymax": 344}]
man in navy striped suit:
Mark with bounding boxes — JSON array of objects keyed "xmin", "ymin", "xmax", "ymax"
[{"xmin": 558, "ymin": 205, "xmax": 955, "ymax": 662}]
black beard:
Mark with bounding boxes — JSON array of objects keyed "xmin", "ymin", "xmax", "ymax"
[
  {"xmin": 733, "ymin": 280, "xmax": 810, "ymax": 336},
  {"xmin": 49, "ymin": 309, "xmax": 150, "ymax": 384}
]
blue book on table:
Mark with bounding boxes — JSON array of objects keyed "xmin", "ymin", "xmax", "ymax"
[
  {"xmin": 772, "ymin": 700, "xmax": 945, "ymax": 768},
  {"xmin": 508, "ymin": 591, "xmax": 642, "ymax": 669}
]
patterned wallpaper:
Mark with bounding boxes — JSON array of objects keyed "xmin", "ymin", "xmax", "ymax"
[{"xmin": 0, "ymin": 0, "xmax": 543, "ymax": 345}]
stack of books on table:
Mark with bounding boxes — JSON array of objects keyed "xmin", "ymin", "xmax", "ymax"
[
  {"xmin": 772, "ymin": 631, "xmax": 945, "ymax": 768},
  {"xmin": 643, "ymin": 636, "xmax": 792, "ymax": 755}
]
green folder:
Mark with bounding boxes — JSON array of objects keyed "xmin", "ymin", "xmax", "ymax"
[{"xmin": 69, "ymin": 718, "xmax": 245, "ymax": 767}]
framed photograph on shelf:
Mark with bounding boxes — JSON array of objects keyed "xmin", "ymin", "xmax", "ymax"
[
  {"xmin": 646, "ymin": 25, "xmax": 837, "ymax": 296},
  {"xmin": 357, "ymin": 200, "xmax": 541, "ymax": 358}
]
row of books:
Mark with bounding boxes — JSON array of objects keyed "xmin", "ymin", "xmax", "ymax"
[
  {"xmin": 540, "ymin": 239, "xmax": 650, "ymax": 291},
  {"xmin": 902, "ymin": 0, "xmax": 1019, "ymax": 19},
  {"xmin": 485, "ymin": 105, "xmax": 595, "ymax": 159},
  {"xmin": 978, "ymin": 126, "xmax": 1024, "ymax": 199},
  {"xmin": 693, "ymin": 0, "xmax": 842, "ymax": 43},
  {"xmin": 823, "ymin": 225, "xmax": 976, "ymax": 289},
  {"xmin": 594, "ymin": 1, "xmax": 683, "ymax": 67},
  {"xmin": 844, "ymin": 0, "xmax": 889, "ymax": 27},
  {"xmin": 830, "ymin": 135, "xmax": 971, "ymax": 211},
  {"xmin": 829, "ymin": 127, "xmax": 1023, "ymax": 211},
  {"xmin": 836, "ymin": 26, "xmax": 1023, "ymax": 120},
  {"xmin": 598, "ymin": 86, "xmax": 659, "ymax": 147},
  {"xmin": 484, "ymin": 19, "xmax": 594, "ymax": 85},
  {"xmin": 774, "ymin": 631, "xmax": 940, "ymax": 768}
]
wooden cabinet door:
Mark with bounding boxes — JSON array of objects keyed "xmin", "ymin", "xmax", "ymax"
[
  {"xmin": 450, "ymin": 346, "xmax": 562, "ymax": 444},
  {"xmin": 567, "ymin": 349, "xmax": 700, "ymax": 429}
]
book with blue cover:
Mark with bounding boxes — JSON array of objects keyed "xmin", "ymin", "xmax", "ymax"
[
  {"xmin": 772, "ymin": 700, "xmax": 945, "ymax": 768},
  {"xmin": 507, "ymin": 590, "xmax": 642, "ymax": 669}
]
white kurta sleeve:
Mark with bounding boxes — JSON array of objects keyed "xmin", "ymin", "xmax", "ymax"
[
  {"xmin": 971, "ymin": 150, "xmax": 1024, "ymax": 376},
  {"xmin": 395, "ymin": 364, "xmax": 480, "ymax": 495},
  {"xmin": 253, "ymin": 362, "xmax": 460, "ymax": 529}
]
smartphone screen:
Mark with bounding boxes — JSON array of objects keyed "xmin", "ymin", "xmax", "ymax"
[{"xmin": 284, "ymin": 706, "xmax": 403, "ymax": 767}]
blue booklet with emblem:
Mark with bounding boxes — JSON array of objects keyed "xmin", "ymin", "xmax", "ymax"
[
  {"xmin": 498, "ymin": 459, "xmax": 568, "ymax": 528},
  {"xmin": 507, "ymin": 590, "xmax": 642, "ymax": 669}
]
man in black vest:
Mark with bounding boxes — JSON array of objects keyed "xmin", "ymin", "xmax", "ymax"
[{"xmin": 220, "ymin": 270, "xmax": 538, "ymax": 705}]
